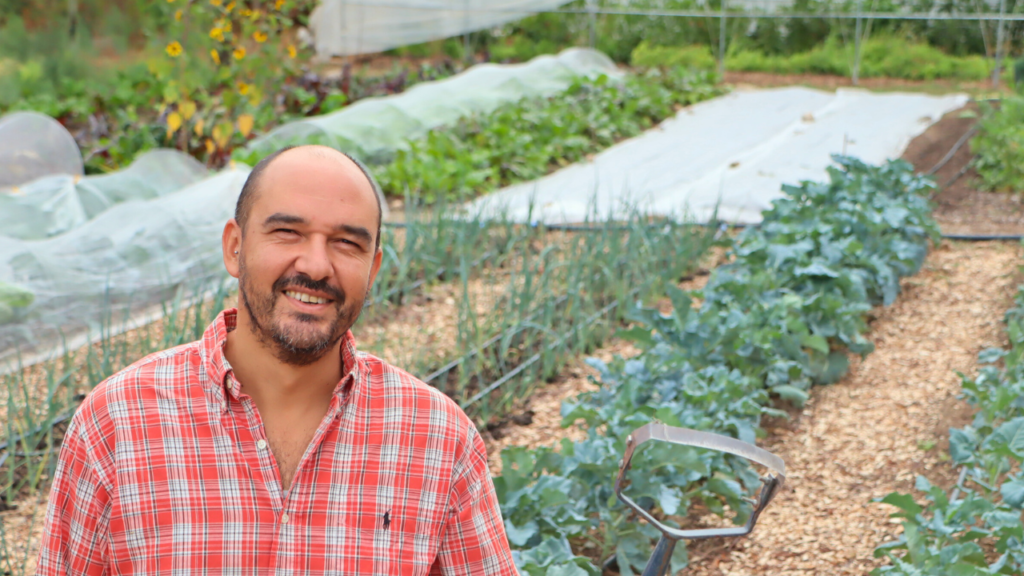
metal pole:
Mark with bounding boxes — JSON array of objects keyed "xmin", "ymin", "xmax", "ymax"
[
  {"xmin": 587, "ymin": 0, "xmax": 597, "ymax": 48},
  {"xmin": 719, "ymin": 0, "xmax": 727, "ymax": 77},
  {"xmin": 993, "ymin": 0, "xmax": 1007, "ymax": 88},
  {"xmin": 852, "ymin": 1, "xmax": 863, "ymax": 86}
]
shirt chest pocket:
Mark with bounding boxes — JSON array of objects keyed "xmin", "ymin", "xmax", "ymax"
[{"xmin": 312, "ymin": 497, "xmax": 444, "ymax": 575}]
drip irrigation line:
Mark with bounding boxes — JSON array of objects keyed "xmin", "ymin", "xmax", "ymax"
[
  {"xmin": 461, "ymin": 297, "xmax": 622, "ymax": 408},
  {"xmin": 925, "ymin": 125, "xmax": 978, "ymax": 177},
  {"xmin": 423, "ymin": 292, "xmax": 572, "ymax": 384}
]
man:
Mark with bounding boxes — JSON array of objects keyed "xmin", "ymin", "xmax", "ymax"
[{"xmin": 37, "ymin": 145, "xmax": 518, "ymax": 575}]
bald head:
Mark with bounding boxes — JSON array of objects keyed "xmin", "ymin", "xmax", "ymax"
[{"xmin": 236, "ymin": 145, "xmax": 383, "ymax": 250}]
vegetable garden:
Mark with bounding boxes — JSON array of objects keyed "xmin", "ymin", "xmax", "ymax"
[{"xmin": 7, "ymin": 2, "xmax": 1024, "ymax": 575}]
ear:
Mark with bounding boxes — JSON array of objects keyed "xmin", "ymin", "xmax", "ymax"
[
  {"xmin": 223, "ymin": 218, "xmax": 243, "ymax": 279},
  {"xmin": 366, "ymin": 245, "xmax": 384, "ymax": 292}
]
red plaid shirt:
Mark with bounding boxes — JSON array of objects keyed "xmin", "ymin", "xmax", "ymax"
[{"xmin": 37, "ymin": 309, "xmax": 517, "ymax": 575}]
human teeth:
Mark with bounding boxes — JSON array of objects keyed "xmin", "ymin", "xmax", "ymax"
[{"xmin": 285, "ymin": 290, "xmax": 328, "ymax": 304}]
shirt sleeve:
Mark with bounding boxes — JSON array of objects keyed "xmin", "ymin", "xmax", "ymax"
[
  {"xmin": 36, "ymin": 417, "xmax": 112, "ymax": 576},
  {"xmin": 431, "ymin": 425, "xmax": 518, "ymax": 576}
]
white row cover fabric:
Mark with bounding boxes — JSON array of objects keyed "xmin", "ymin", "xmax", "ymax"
[
  {"xmin": 0, "ymin": 150, "xmax": 208, "ymax": 240},
  {"xmin": 0, "ymin": 111, "xmax": 83, "ymax": 188},
  {"xmin": 0, "ymin": 168, "xmax": 249, "ymax": 365},
  {"xmin": 467, "ymin": 87, "xmax": 968, "ymax": 224},
  {"xmin": 309, "ymin": 0, "xmax": 571, "ymax": 57},
  {"xmin": 243, "ymin": 48, "xmax": 619, "ymax": 164}
]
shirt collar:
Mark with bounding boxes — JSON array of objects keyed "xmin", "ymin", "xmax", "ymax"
[{"xmin": 201, "ymin": 308, "xmax": 363, "ymax": 406}]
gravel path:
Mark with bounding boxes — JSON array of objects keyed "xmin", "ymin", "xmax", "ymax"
[{"xmin": 686, "ymin": 240, "xmax": 1020, "ymax": 575}]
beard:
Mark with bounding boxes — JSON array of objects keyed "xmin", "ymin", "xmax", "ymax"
[{"xmin": 238, "ymin": 258, "xmax": 363, "ymax": 366}]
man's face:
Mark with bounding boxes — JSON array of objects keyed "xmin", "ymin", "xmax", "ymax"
[{"xmin": 226, "ymin": 149, "xmax": 382, "ymax": 366}]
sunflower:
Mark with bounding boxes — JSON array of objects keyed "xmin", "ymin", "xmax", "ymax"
[
  {"xmin": 209, "ymin": 27, "xmax": 225, "ymax": 42},
  {"xmin": 237, "ymin": 82, "xmax": 251, "ymax": 95},
  {"xmin": 287, "ymin": 44, "xmax": 297, "ymax": 59},
  {"xmin": 165, "ymin": 41, "xmax": 183, "ymax": 58},
  {"xmin": 275, "ymin": 0, "xmax": 285, "ymax": 9},
  {"xmin": 233, "ymin": 47, "xmax": 246, "ymax": 60},
  {"xmin": 210, "ymin": 49, "xmax": 221, "ymax": 64},
  {"xmin": 253, "ymin": 31, "xmax": 268, "ymax": 43}
]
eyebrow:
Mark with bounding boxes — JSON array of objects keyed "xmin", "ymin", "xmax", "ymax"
[{"xmin": 263, "ymin": 213, "xmax": 373, "ymax": 247}]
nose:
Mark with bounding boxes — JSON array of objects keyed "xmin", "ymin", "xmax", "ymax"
[{"xmin": 293, "ymin": 235, "xmax": 333, "ymax": 283}]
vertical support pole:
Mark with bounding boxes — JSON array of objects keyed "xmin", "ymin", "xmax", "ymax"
[
  {"xmin": 587, "ymin": 0, "xmax": 597, "ymax": 49},
  {"xmin": 462, "ymin": 0, "xmax": 472, "ymax": 63},
  {"xmin": 852, "ymin": 0, "xmax": 863, "ymax": 86},
  {"xmin": 993, "ymin": 0, "xmax": 1008, "ymax": 89},
  {"xmin": 718, "ymin": 0, "xmax": 727, "ymax": 77}
]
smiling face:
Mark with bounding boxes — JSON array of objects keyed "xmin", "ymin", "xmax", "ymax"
[{"xmin": 223, "ymin": 146, "xmax": 383, "ymax": 366}]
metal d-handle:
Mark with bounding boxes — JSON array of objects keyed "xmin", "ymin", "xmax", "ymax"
[{"xmin": 614, "ymin": 423, "xmax": 787, "ymax": 576}]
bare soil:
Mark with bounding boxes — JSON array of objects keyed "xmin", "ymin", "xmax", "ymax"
[{"xmin": 900, "ymin": 103, "xmax": 1024, "ymax": 236}]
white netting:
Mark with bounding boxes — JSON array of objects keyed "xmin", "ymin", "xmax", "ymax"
[
  {"xmin": 242, "ymin": 48, "xmax": 619, "ymax": 164},
  {"xmin": 309, "ymin": 0, "xmax": 572, "ymax": 57},
  {"xmin": 0, "ymin": 167, "xmax": 250, "ymax": 365},
  {"xmin": 0, "ymin": 150, "xmax": 208, "ymax": 240},
  {"xmin": 0, "ymin": 111, "xmax": 83, "ymax": 188}
]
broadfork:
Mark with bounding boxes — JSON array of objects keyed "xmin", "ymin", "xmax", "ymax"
[{"xmin": 614, "ymin": 423, "xmax": 786, "ymax": 576}]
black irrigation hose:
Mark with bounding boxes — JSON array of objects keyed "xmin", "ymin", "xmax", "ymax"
[
  {"xmin": 925, "ymin": 125, "xmax": 979, "ymax": 177},
  {"xmin": 461, "ymin": 297, "xmax": 623, "ymax": 408}
]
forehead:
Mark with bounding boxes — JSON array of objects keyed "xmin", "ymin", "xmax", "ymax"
[{"xmin": 252, "ymin": 150, "xmax": 378, "ymax": 226}]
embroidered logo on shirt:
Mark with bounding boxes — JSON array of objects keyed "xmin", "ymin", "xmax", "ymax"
[{"xmin": 382, "ymin": 510, "xmax": 391, "ymax": 530}]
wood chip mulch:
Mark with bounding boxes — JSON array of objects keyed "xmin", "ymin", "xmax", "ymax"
[{"xmin": 684, "ymin": 240, "xmax": 1021, "ymax": 575}]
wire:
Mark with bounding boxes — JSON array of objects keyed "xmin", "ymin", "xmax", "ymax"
[{"xmin": 335, "ymin": 1, "xmax": 1024, "ymax": 22}]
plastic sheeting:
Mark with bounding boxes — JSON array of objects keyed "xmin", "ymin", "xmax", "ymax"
[
  {"xmin": 309, "ymin": 0, "xmax": 570, "ymax": 57},
  {"xmin": 467, "ymin": 87, "xmax": 969, "ymax": 224},
  {"xmin": 243, "ymin": 48, "xmax": 619, "ymax": 164},
  {"xmin": 0, "ymin": 111, "xmax": 83, "ymax": 188},
  {"xmin": 0, "ymin": 168, "xmax": 249, "ymax": 365},
  {"xmin": 0, "ymin": 150, "xmax": 208, "ymax": 240}
]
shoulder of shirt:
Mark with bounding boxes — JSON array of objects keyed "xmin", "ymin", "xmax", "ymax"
[
  {"xmin": 356, "ymin": 350, "xmax": 477, "ymax": 434},
  {"xmin": 71, "ymin": 341, "xmax": 202, "ymax": 430}
]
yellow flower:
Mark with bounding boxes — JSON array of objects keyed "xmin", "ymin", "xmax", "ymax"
[
  {"xmin": 174, "ymin": 9, "xmax": 183, "ymax": 21},
  {"xmin": 209, "ymin": 27, "xmax": 224, "ymax": 42},
  {"xmin": 210, "ymin": 0, "xmax": 222, "ymax": 5},
  {"xmin": 210, "ymin": 49, "xmax": 221, "ymax": 64},
  {"xmin": 225, "ymin": 1, "xmax": 235, "ymax": 12},
  {"xmin": 287, "ymin": 44, "xmax": 297, "ymax": 59},
  {"xmin": 233, "ymin": 47, "xmax": 246, "ymax": 60},
  {"xmin": 253, "ymin": 31, "xmax": 268, "ymax": 43},
  {"xmin": 237, "ymin": 82, "xmax": 250, "ymax": 95},
  {"xmin": 275, "ymin": 0, "xmax": 285, "ymax": 9},
  {"xmin": 241, "ymin": 8, "xmax": 252, "ymax": 16},
  {"xmin": 166, "ymin": 0, "xmax": 175, "ymax": 3},
  {"xmin": 165, "ymin": 41, "xmax": 183, "ymax": 58}
]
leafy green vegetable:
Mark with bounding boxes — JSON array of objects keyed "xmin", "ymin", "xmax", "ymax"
[
  {"xmin": 375, "ymin": 68, "xmax": 722, "ymax": 204},
  {"xmin": 0, "ymin": 281, "xmax": 34, "ymax": 309},
  {"xmin": 500, "ymin": 156, "xmax": 938, "ymax": 574},
  {"xmin": 972, "ymin": 97, "xmax": 1024, "ymax": 193},
  {"xmin": 872, "ymin": 278, "xmax": 1024, "ymax": 575}
]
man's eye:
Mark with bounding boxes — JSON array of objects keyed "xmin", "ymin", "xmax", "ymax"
[{"xmin": 274, "ymin": 228, "xmax": 298, "ymax": 235}]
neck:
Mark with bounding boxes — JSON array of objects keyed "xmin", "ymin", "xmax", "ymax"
[{"xmin": 224, "ymin": 308, "xmax": 343, "ymax": 413}]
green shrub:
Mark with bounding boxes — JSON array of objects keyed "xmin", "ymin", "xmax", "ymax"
[
  {"xmin": 972, "ymin": 98, "xmax": 1024, "ymax": 193},
  {"xmin": 630, "ymin": 41, "xmax": 716, "ymax": 71},
  {"xmin": 636, "ymin": 35, "xmax": 998, "ymax": 81}
]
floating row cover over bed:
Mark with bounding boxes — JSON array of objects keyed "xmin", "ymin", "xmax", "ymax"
[
  {"xmin": 0, "ymin": 49, "xmax": 610, "ymax": 366},
  {"xmin": 243, "ymin": 47, "xmax": 619, "ymax": 164},
  {"xmin": 467, "ymin": 87, "xmax": 969, "ymax": 224},
  {"xmin": 0, "ymin": 112, "xmax": 83, "ymax": 188},
  {"xmin": 308, "ymin": 0, "xmax": 573, "ymax": 57}
]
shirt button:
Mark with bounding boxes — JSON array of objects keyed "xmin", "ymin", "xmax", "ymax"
[
  {"xmin": 281, "ymin": 513, "xmax": 290, "ymax": 524},
  {"xmin": 257, "ymin": 439, "xmax": 267, "ymax": 450},
  {"xmin": 221, "ymin": 402, "xmax": 228, "ymax": 411}
]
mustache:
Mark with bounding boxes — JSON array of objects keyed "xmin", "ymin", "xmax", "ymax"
[{"xmin": 272, "ymin": 274, "xmax": 345, "ymax": 304}]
